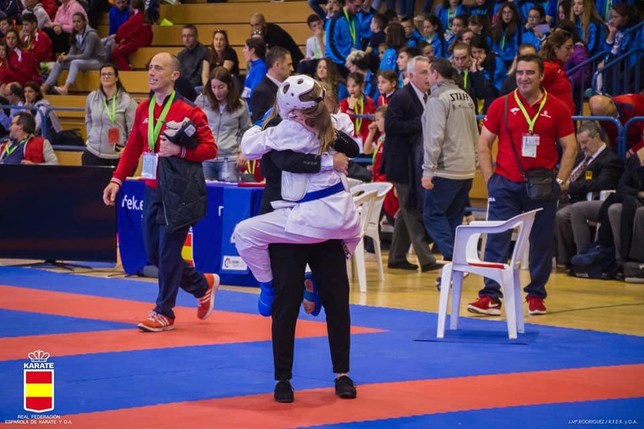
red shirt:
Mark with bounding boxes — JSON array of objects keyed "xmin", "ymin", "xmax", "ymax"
[
  {"xmin": 483, "ymin": 90, "xmax": 575, "ymax": 183},
  {"xmin": 601, "ymin": 94, "xmax": 644, "ymax": 154},
  {"xmin": 542, "ymin": 60, "xmax": 574, "ymax": 115},
  {"xmin": 112, "ymin": 94, "xmax": 217, "ymax": 188},
  {"xmin": 339, "ymin": 95, "xmax": 376, "ymax": 148}
]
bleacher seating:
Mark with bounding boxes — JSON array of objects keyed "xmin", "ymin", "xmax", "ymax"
[{"xmin": 48, "ymin": 0, "xmax": 312, "ymax": 156}]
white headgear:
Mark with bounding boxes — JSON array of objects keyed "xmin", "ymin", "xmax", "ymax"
[{"xmin": 277, "ymin": 75, "xmax": 325, "ymax": 118}]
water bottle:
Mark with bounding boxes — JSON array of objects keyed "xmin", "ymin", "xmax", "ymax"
[{"xmin": 220, "ymin": 158, "xmax": 231, "ymax": 182}]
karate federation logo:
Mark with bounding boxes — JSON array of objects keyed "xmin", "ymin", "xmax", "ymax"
[{"xmin": 23, "ymin": 350, "xmax": 55, "ymax": 413}]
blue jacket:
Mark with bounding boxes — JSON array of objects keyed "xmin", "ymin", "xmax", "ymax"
[{"xmin": 325, "ymin": 10, "xmax": 361, "ymax": 65}]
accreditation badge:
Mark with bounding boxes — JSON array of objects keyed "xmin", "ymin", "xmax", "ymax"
[
  {"xmin": 585, "ymin": 170, "xmax": 593, "ymax": 181},
  {"xmin": 521, "ymin": 134, "xmax": 539, "ymax": 158},
  {"xmin": 107, "ymin": 127, "xmax": 120, "ymax": 145},
  {"xmin": 141, "ymin": 152, "xmax": 159, "ymax": 179}
]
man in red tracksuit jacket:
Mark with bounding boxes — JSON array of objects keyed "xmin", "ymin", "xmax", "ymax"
[{"xmin": 103, "ymin": 52, "xmax": 219, "ymax": 332}]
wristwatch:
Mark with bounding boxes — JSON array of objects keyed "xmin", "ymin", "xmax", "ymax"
[{"xmin": 556, "ymin": 178, "xmax": 564, "ymax": 185}]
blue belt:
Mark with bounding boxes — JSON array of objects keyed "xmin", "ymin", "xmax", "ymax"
[{"xmin": 297, "ymin": 182, "xmax": 345, "ymax": 203}]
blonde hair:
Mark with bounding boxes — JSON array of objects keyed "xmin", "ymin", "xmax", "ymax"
[{"xmin": 263, "ymin": 80, "xmax": 335, "ymax": 154}]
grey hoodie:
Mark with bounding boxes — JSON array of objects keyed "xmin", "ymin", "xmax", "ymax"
[
  {"xmin": 195, "ymin": 94, "xmax": 251, "ymax": 158},
  {"xmin": 422, "ymin": 79, "xmax": 479, "ymax": 180}
]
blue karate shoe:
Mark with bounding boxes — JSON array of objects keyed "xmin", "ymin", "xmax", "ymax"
[
  {"xmin": 303, "ymin": 273, "xmax": 321, "ymax": 317},
  {"xmin": 258, "ymin": 281, "xmax": 275, "ymax": 317}
]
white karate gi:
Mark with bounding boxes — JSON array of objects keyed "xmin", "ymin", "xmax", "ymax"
[{"xmin": 233, "ymin": 119, "xmax": 361, "ymax": 283}]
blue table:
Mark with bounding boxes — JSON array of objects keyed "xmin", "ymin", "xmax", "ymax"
[{"xmin": 117, "ymin": 179, "xmax": 263, "ymax": 286}]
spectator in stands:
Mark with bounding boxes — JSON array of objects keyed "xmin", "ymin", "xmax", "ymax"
[
  {"xmin": 42, "ymin": 12, "xmax": 106, "ymax": 95},
  {"xmin": 378, "ymin": 22, "xmax": 405, "ymax": 73},
  {"xmin": 491, "ymin": 2, "xmax": 522, "ymax": 68},
  {"xmin": 0, "ymin": 111, "xmax": 59, "ymax": 164},
  {"xmin": 83, "ymin": 63, "xmax": 137, "ymax": 167},
  {"xmin": 23, "ymin": 81, "xmax": 62, "ymax": 138},
  {"xmin": 314, "ymin": 57, "xmax": 347, "ymax": 100},
  {"xmin": 0, "ymin": 29, "xmax": 41, "ymax": 87},
  {"xmin": 597, "ymin": 3, "xmax": 641, "ymax": 95},
  {"xmin": 570, "ymin": 0, "xmax": 604, "ymax": 56},
  {"xmin": 365, "ymin": 12, "xmax": 386, "ymax": 71},
  {"xmin": 340, "ymin": 71, "xmax": 376, "ymax": 150},
  {"xmin": 202, "ymin": 30, "xmax": 240, "ymax": 88},
  {"xmin": 358, "ymin": 0, "xmax": 376, "ymax": 51},
  {"xmin": 433, "ymin": 0, "xmax": 467, "ymax": 34},
  {"xmin": 345, "ymin": 50, "xmax": 378, "ymax": 101},
  {"xmin": 451, "ymin": 42, "xmax": 497, "ymax": 114},
  {"xmin": 249, "ymin": 13, "xmax": 304, "ymax": 66},
  {"xmin": 422, "ymin": 15, "xmax": 446, "ymax": 59},
  {"xmin": 298, "ymin": 13, "xmax": 324, "ymax": 76},
  {"xmin": 396, "ymin": 46, "xmax": 420, "ymax": 86},
  {"xmin": 381, "ymin": 56, "xmax": 441, "ymax": 273},
  {"xmin": 468, "ymin": 14, "xmax": 489, "ymax": 37},
  {"xmin": 401, "ymin": 16, "xmax": 423, "ymax": 47},
  {"xmin": 470, "ymin": 34, "xmax": 507, "ymax": 92},
  {"xmin": 22, "ymin": 0, "xmax": 52, "ymax": 29},
  {"xmin": 375, "ymin": 69, "xmax": 397, "ymax": 106},
  {"xmin": 589, "ymin": 93, "xmax": 644, "ymax": 156},
  {"xmin": 539, "ymin": 29, "xmax": 575, "ymax": 114},
  {"xmin": 44, "ymin": 0, "xmax": 87, "ymax": 56},
  {"xmin": 106, "ymin": 0, "xmax": 153, "ymax": 71},
  {"xmin": 196, "ymin": 66, "xmax": 251, "ymax": 182},
  {"xmin": 522, "ymin": 4, "xmax": 547, "ymax": 51},
  {"xmin": 555, "ymin": 121, "xmax": 624, "ymax": 273},
  {"xmin": 21, "ymin": 13, "xmax": 53, "ymax": 67},
  {"xmin": 241, "ymin": 37, "xmax": 266, "ymax": 101},
  {"xmin": 250, "ymin": 46, "xmax": 292, "ymax": 123},
  {"xmin": 0, "ymin": 17, "xmax": 15, "ymax": 45},
  {"xmin": 445, "ymin": 15, "xmax": 468, "ymax": 50},
  {"xmin": 177, "ymin": 25, "xmax": 207, "ymax": 94},
  {"xmin": 499, "ymin": 43, "xmax": 537, "ymax": 95},
  {"xmin": 324, "ymin": 0, "xmax": 362, "ymax": 78},
  {"xmin": 106, "ymin": 0, "xmax": 129, "ymax": 36}
]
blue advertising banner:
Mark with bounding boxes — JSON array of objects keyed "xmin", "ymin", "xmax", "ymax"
[{"xmin": 116, "ymin": 179, "xmax": 263, "ymax": 287}]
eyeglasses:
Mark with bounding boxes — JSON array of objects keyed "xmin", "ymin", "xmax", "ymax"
[{"xmin": 101, "ymin": 72, "xmax": 115, "ymax": 77}]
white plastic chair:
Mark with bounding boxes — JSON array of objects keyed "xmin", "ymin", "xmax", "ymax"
[
  {"xmin": 349, "ymin": 189, "xmax": 378, "ymax": 292},
  {"xmin": 350, "ymin": 182, "xmax": 394, "ymax": 280},
  {"xmin": 347, "ymin": 177, "xmax": 365, "ymax": 189},
  {"xmin": 436, "ymin": 208, "xmax": 542, "ymax": 340}
]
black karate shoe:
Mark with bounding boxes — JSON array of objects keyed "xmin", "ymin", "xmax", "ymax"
[
  {"xmin": 334, "ymin": 375, "xmax": 357, "ymax": 399},
  {"xmin": 274, "ymin": 380, "xmax": 294, "ymax": 403}
]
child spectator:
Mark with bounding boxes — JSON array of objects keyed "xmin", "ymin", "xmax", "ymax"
[
  {"xmin": 107, "ymin": 0, "xmax": 130, "ymax": 36},
  {"xmin": 339, "ymin": 71, "xmax": 376, "ymax": 152},
  {"xmin": 375, "ymin": 69, "xmax": 397, "ymax": 106},
  {"xmin": 444, "ymin": 14, "xmax": 467, "ymax": 48},
  {"xmin": 0, "ymin": 30, "xmax": 41, "ymax": 86},
  {"xmin": 362, "ymin": 105, "xmax": 399, "ymax": 220},
  {"xmin": 422, "ymin": 15, "xmax": 446, "ymax": 58},
  {"xmin": 315, "ymin": 57, "xmax": 347, "ymax": 100},
  {"xmin": 20, "ymin": 13, "xmax": 53, "ymax": 66},
  {"xmin": 522, "ymin": 4, "xmax": 547, "ymax": 51},
  {"xmin": 433, "ymin": 0, "xmax": 467, "ymax": 33},
  {"xmin": 22, "ymin": 0, "xmax": 52, "ymax": 29},
  {"xmin": 396, "ymin": 46, "xmax": 420, "ymax": 87},
  {"xmin": 365, "ymin": 12, "xmax": 386, "ymax": 72},
  {"xmin": 241, "ymin": 37, "xmax": 266, "ymax": 101},
  {"xmin": 491, "ymin": 2, "xmax": 522, "ymax": 68},
  {"xmin": 304, "ymin": 14, "xmax": 324, "ymax": 61},
  {"xmin": 570, "ymin": 0, "xmax": 604, "ymax": 56},
  {"xmin": 44, "ymin": 0, "xmax": 87, "ymax": 57},
  {"xmin": 107, "ymin": 0, "xmax": 153, "ymax": 71},
  {"xmin": 468, "ymin": 14, "xmax": 489, "ymax": 36},
  {"xmin": 23, "ymin": 80, "xmax": 62, "ymax": 137},
  {"xmin": 378, "ymin": 22, "xmax": 405, "ymax": 72},
  {"xmin": 401, "ymin": 16, "xmax": 423, "ymax": 47}
]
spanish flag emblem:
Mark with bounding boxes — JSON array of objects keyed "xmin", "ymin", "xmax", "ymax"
[{"xmin": 24, "ymin": 370, "xmax": 54, "ymax": 412}]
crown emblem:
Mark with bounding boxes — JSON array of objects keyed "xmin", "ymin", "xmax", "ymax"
[{"xmin": 27, "ymin": 350, "xmax": 51, "ymax": 363}]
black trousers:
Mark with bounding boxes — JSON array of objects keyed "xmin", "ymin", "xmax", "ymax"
[{"xmin": 269, "ymin": 240, "xmax": 351, "ymax": 381}]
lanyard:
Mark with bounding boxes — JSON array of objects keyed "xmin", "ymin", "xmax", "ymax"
[
  {"xmin": 463, "ymin": 71, "xmax": 469, "ymax": 89},
  {"xmin": 353, "ymin": 96, "xmax": 364, "ymax": 135},
  {"xmin": 447, "ymin": 8, "xmax": 456, "ymax": 30},
  {"xmin": 4, "ymin": 138, "xmax": 27, "ymax": 157},
  {"xmin": 372, "ymin": 135, "xmax": 384, "ymax": 164},
  {"xmin": 343, "ymin": 8, "xmax": 356, "ymax": 46},
  {"xmin": 25, "ymin": 34, "xmax": 33, "ymax": 50},
  {"xmin": 246, "ymin": 159, "xmax": 257, "ymax": 175},
  {"xmin": 513, "ymin": 89, "xmax": 548, "ymax": 134},
  {"xmin": 147, "ymin": 90, "xmax": 175, "ymax": 152},
  {"xmin": 604, "ymin": 0, "xmax": 612, "ymax": 21},
  {"xmin": 103, "ymin": 93, "xmax": 117, "ymax": 124},
  {"xmin": 313, "ymin": 36, "xmax": 323, "ymax": 58},
  {"xmin": 501, "ymin": 33, "xmax": 506, "ymax": 50}
]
